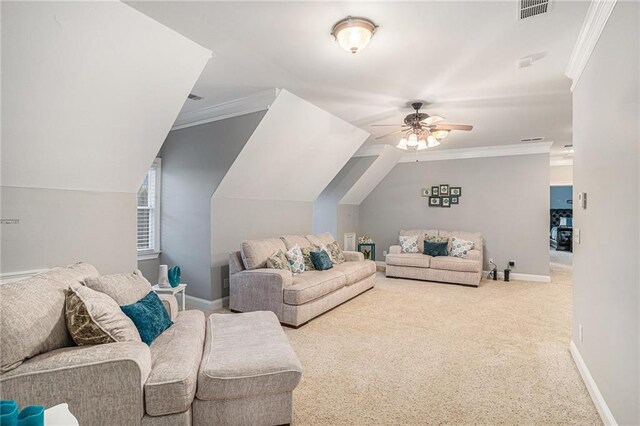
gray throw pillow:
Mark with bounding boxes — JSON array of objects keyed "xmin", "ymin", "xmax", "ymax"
[{"xmin": 84, "ymin": 269, "xmax": 153, "ymax": 305}]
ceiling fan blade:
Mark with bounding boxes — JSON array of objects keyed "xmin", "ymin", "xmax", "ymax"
[
  {"xmin": 431, "ymin": 124, "xmax": 473, "ymax": 131},
  {"xmin": 423, "ymin": 115, "xmax": 444, "ymax": 125},
  {"xmin": 375, "ymin": 129, "xmax": 406, "ymax": 139}
]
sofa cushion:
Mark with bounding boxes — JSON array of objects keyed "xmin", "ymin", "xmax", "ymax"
[
  {"xmin": 430, "ymin": 256, "xmax": 481, "ymax": 273},
  {"xmin": 0, "ymin": 263, "xmax": 100, "ymax": 373},
  {"xmin": 284, "ymin": 270, "xmax": 346, "ymax": 305},
  {"xmin": 280, "ymin": 235, "xmax": 312, "ymax": 250},
  {"xmin": 305, "ymin": 232, "xmax": 335, "ymax": 247},
  {"xmin": 399, "ymin": 235, "xmax": 420, "ymax": 253},
  {"xmin": 331, "ymin": 260, "xmax": 376, "ymax": 285},
  {"xmin": 196, "ymin": 312, "xmax": 302, "ymax": 401},
  {"xmin": 84, "ymin": 270, "xmax": 152, "ymax": 305},
  {"xmin": 145, "ymin": 310, "xmax": 205, "ymax": 416},
  {"xmin": 385, "ymin": 253, "xmax": 432, "ymax": 268},
  {"xmin": 439, "ymin": 230, "xmax": 483, "ymax": 253},
  {"xmin": 241, "ymin": 238, "xmax": 287, "ymax": 270},
  {"xmin": 310, "ymin": 249, "xmax": 333, "ymax": 271},
  {"xmin": 65, "ymin": 283, "xmax": 141, "ymax": 346},
  {"xmin": 326, "ymin": 241, "xmax": 346, "ymax": 264},
  {"xmin": 266, "ymin": 249, "xmax": 291, "ymax": 271}
]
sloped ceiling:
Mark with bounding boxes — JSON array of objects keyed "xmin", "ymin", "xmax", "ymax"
[
  {"xmin": 340, "ymin": 145, "xmax": 405, "ymax": 205},
  {"xmin": 213, "ymin": 89, "xmax": 370, "ymax": 202},
  {"xmin": 1, "ymin": 1, "xmax": 211, "ymax": 193}
]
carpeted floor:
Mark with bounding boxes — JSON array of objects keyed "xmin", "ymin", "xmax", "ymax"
[
  {"xmin": 551, "ymin": 248, "xmax": 573, "ymax": 267},
  {"xmin": 282, "ymin": 264, "xmax": 601, "ymax": 425}
]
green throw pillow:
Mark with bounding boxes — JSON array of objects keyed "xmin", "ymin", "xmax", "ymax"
[
  {"xmin": 120, "ymin": 292, "xmax": 173, "ymax": 345},
  {"xmin": 310, "ymin": 250, "xmax": 333, "ymax": 271}
]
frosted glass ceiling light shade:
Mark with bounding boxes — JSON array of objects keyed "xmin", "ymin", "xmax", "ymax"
[
  {"xmin": 427, "ymin": 135, "xmax": 440, "ymax": 148},
  {"xmin": 431, "ymin": 129, "xmax": 450, "ymax": 140},
  {"xmin": 331, "ymin": 16, "xmax": 377, "ymax": 54},
  {"xmin": 397, "ymin": 138, "xmax": 408, "ymax": 150},
  {"xmin": 407, "ymin": 133, "xmax": 418, "ymax": 147},
  {"xmin": 416, "ymin": 140, "xmax": 428, "ymax": 151}
]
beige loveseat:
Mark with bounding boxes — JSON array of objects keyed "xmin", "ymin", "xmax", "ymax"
[
  {"xmin": 229, "ymin": 232, "xmax": 377, "ymax": 327},
  {"xmin": 386, "ymin": 229, "xmax": 484, "ymax": 287},
  {"xmin": 1, "ymin": 263, "xmax": 302, "ymax": 426}
]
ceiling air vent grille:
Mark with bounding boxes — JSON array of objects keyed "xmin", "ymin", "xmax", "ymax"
[
  {"xmin": 519, "ymin": 0, "xmax": 549, "ymax": 20},
  {"xmin": 520, "ymin": 137, "xmax": 545, "ymax": 142},
  {"xmin": 188, "ymin": 93, "xmax": 202, "ymax": 101}
]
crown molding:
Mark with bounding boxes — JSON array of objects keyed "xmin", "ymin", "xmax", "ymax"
[
  {"xmin": 352, "ymin": 143, "xmax": 386, "ymax": 157},
  {"xmin": 171, "ymin": 88, "xmax": 280, "ymax": 130},
  {"xmin": 396, "ymin": 141, "xmax": 553, "ymax": 163},
  {"xmin": 565, "ymin": 0, "xmax": 617, "ymax": 92},
  {"xmin": 550, "ymin": 157, "xmax": 574, "ymax": 166}
]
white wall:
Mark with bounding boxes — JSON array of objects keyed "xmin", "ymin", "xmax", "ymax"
[
  {"xmin": 571, "ymin": 2, "xmax": 639, "ymax": 424},
  {"xmin": 550, "ymin": 165, "xmax": 573, "ymax": 185}
]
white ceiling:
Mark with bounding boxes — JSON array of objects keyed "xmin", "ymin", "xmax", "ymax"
[{"xmin": 128, "ymin": 1, "xmax": 588, "ymax": 157}]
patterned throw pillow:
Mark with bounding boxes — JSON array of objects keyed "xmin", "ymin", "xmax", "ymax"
[
  {"xmin": 300, "ymin": 246, "xmax": 316, "ymax": 271},
  {"xmin": 266, "ymin": 249, "xmax": 291, "ymax": 271},
  {"xmin": 449, "ymin": 237, "xmax": 475, "ymax": 258},
  {"xmin": 286, "ymin": 245, "xmax": 305, "ymax": 274},
  {"xmin": 426, "ymin": 235, "xmax": 449, "ymax": 244},
  {"xmin": 65, "ymin": 283, "xmax": 141, "ymax": 346},
  {"xmin": 399, "ymin": 235, "xmax": 420, "ymax": 253},
  {"xmin": 326, "ymin": 241, "xmax": 346, "ymax": 264}
]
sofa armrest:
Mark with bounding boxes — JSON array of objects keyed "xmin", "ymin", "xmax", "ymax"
[
  {"xmin": 0, "ymin": 342, "xmax": 151, "ymax": 425},
  {"xmin": 229, "ymin": 269, "xmax": 292, "ymax": 321},
  {"xmin": 467, "ymin": 249, "xmax": 483, "ymax": 264},
  {"xmin": 343, "ymin": 251, "xmax": 364, "ymax": 262},
  {"xmin": 158, "ymin": 294, "xmax": 178, "ymax": 321},
  {"xmin": 389, "ymin": 245, "xmax": 402, "ymax": 254}
]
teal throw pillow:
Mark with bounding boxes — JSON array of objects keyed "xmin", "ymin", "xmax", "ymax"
[
  {"xmin": 310, "ymin": 250, "xmax": 333, "ymax": 271},
  {"xmin": 424, "ymin": 241, "xmax": 448, "ymax": 257},
  {"xmin": 120, "ymin": 292, "xmax": 173, "ymax": 345}
]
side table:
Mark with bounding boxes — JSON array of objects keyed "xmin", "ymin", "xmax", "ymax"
[
  {"xmin": 152, "ymin": 283, "xmax": 187, "ymax": 311},
  {"xmin": 357, "ymin": 243, "xmax": 376, "ymax": 261}
]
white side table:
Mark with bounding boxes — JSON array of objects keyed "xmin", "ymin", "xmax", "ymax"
[{"xmin": 152, "ymin": 284, "xmax": 187, "ymax": 311}]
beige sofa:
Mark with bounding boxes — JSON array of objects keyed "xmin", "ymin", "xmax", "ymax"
[
  {"xmin": 229, "ymin": 232, "xmax": 377, "ymax": 327},
  {"xmin": 1, "ymin": 263, "xmax": 302, "ymax": 426},
  {"xmin": 386, "ymin": 229, "xmax": 483, "ymax": 287}
]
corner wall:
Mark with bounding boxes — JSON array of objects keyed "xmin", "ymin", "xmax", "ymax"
[
  {"xmin": 571, "ymin": 2, "xmax": 639, "ymax": 423},
  {"xmin": 359, "ymin": 154, "xmax": 550, "ymax": 275}
]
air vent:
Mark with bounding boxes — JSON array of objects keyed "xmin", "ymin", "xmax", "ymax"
[
  {"xmin": 519, "ymin": 0, "xmax": 550, "ymax": 20},
  {"xmin": 520, "ymin": 137, "xmax": 545, "ymax": 142},
  {"xmin": 188, "ymin": 93, "xmax": 202, "ymax": 101}
]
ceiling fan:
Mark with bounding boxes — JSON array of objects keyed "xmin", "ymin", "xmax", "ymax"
[{"xmin": 372, "ymin": 102, "xmax": 473, "ymax": 151}]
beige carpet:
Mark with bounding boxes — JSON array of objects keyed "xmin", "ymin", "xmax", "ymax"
[
  {"xmin": 551, "ymin": 248, "xmax": 573, "ymax": 267},
  {"xmin": 282, "ymin": 265, "xmax": 601, "ymax": 425}
]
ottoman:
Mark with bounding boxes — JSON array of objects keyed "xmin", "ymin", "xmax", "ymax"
[{"xmin": 193, "ymin": 311, "xmax": 302, "ymax": 426}]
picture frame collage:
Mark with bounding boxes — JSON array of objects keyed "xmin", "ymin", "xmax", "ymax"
[{"xmin": 421, "ymin": 185, "xmax": 462, "ymax": 208}]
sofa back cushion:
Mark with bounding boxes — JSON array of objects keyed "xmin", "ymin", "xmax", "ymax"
[
  {"xmin": 280, "ymin": 235, "xmax": 313, "ymax": 250},
  {"xmin": 0, "ymin": 262, "xmax": 100, "ymax": 373},
  {"xmin": 241, "ymin": 238, "xmax": 287, "ymax": 270},
  {"xmin": 84, "ymin": 270, "xmax": 153, "ymax": 305},
  {"xmin": 305, "ymin": 232, "xmax": 335, "ymax": 247},
  {"xmin": 438, "ymin": 230, "xmax": 483, "ymax": 252},
  {"xmin": 399, "ymin": 229, "xmax": 437, "ymax": 253}
]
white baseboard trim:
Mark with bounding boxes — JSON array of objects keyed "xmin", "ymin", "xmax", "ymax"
[
  {"xmin": 482, "ymin": 271, "xmax": 551, "ymax": 283},
  {"xmin": 0, "ymin": 269, "xmax": 48, "ymax": 284},
  {"xmin": 375, "ymin": 261, "xmax": 386, "ymax": 268},
  {"xmin": 570, "ymin": 340, "xmax": 617, "ymax": 425},
  {"xmin": 185, "ymin": 294, "xmax": 229, "ymax": 311}
]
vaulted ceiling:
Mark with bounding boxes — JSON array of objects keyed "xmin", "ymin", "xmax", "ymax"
[{"xmin": 128, "ymin": 1, "xmax": 588, "ymax": 160}]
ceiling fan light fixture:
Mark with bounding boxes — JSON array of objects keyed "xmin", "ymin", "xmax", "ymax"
[
  {"xmin": 431, "ymin": 129, "xmax": 450, "ymax": 140},
  {"xmin": 331, "ymin": 16, "xmax": 377, "ymax": 54},
  {"xmin": 427, "ymin": 135, "xmax": 440, "ymax": 148},
  {"xmin": 397, "ymin": 138, "xmax": 408, "ymax": 150},
  {"xmin": 407, "ymin": 133, "xmax": 419, "ymax": 147},
  {"xmin": 416, "ymin": 140, "xmax": 428, "ymax": 151}
]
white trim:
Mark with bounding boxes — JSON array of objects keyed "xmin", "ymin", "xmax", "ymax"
[
  {"xmin": 550, "ymin": 181, "xmax": 573, "ymax": 187},
  {"xmin": 137, "ymin": 252, "xmax": 160, "ymax": 261},
  {"xmin": 565, "ymin": 0, "xmax": 617, "ymax": 92},
  {"xmin": 397, "ymin": 142, "xmax": 553, "ymax": 163},
  {"xmin": 353, "ymin": 144, "xmax": 386, "ymax": 157},
  {"xmin": 0, "ymin": 269, "xmax": 48, "ymax": 284},
  {"xmin": 172, "ymin": 88, "xmax": 279, "ymax": 130},
  {"xmin": 550, "ymin": 157, "xmax": 574, "ymax": 167},
  {"xmin": 185, "ymin": 294, "xmax": 229, "ymax": 312},
  {"xmin": 482, "ymin": 271, "xmax": 551, "ymax": 283},
  {"xmin": 570, "ymin": 341, "xmax": 618, "ymax": 425}
]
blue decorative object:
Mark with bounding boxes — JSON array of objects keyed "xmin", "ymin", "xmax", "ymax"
[
  {"xmin": 17, "ymin": 406, "xmax": 44, "ymax": 426},
  {"xmin": 423, "ymin": 241, "xmax": 448, "ymax": 257},
  {"xmin": 310, "ymin": 250, "xmax": 333, "ymax": 271},
  {"xmin": 1, "ymin": 400, "xmax": 19, "ymax": 426},
  {"xmin": 168, "ymin": 266, "xmax": 181, "ymax": 287},
  {"xmin": 120, "ymin": 292, "xmax": 173, "ymax": 345}
]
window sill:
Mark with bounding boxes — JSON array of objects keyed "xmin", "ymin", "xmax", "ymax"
[{"xmin": 138, "ymin": 252, "xmax": 161, "ymax": 261}]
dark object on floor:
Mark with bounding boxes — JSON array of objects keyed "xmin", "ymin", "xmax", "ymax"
[{"xmin": 504, "ymin": 269, "xmax": 510, "ymax": 282}]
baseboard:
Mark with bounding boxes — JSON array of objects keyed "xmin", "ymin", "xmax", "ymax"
[
  {"xmin": 482, "ymin": 271, "xmax": 551, "ymax": 283},
  {"xmin": 185, "ymin": 295, "xmax": 229, "ymax": 311},
  {"xmin": 570, "ymin": 341, "xmax": 617, "ymax": 425}
]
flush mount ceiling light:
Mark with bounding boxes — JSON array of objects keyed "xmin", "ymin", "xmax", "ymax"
[{"xmin": 331, "ymin": 16, "xmax": 377, "ymax": 54}]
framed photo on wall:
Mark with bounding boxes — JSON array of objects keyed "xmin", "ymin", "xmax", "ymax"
[
  {"xmin": 431, "ymin": 186, "xmax": 439, "ymax": 196},
  {"xmin": 441, "ymin": 197, "xmax": 451, "ymax": 207},
  {"xmin": 450, "ymin": 187, "xmax": 462, "ymax": 196},
  {"xmin": 439, "ymin": 184, "xmax": 449, "ymax": 195},
  {"xmin": 451, "ymin": 196, "xmax": 459, "ymax": 204},
  {"xmin": 421, "ymin": 188, "xmax": 430, "ymax": 197},
  {"xmin": 429, "ymin": 197, "xmax": 441, "ymax": 207}
]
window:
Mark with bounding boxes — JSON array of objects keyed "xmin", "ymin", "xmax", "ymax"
[{"xmin": 137, "ymin": 158, "xmax": 161, "ymax": 258}]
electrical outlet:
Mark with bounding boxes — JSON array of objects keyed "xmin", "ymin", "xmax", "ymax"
[
  {"xmin": 223, "ymin": 278, "xmax": 229, "ymax": 289},
  {"xmin": 509, "ymin": 260, "xmax": 516, "ymax": 268},
  {"xmin": 579, "ymin": 324, "xmax": 583, "ymax": 342}
]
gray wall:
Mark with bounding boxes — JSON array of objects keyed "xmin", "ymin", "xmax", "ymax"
[
  {"xmin": 337, "ymin": 204, "xmax": 360, "ymax": 249},
  {"xmin": 572, "ymin": 2, "xmax": 639, "ymax": 424},
  {"xmin": 156, "ymin": 111, "xmax": 265, "ymax": 300},
  {"xmin": 359, "ymin": 154, "xmax": 550, "ymax": 275},
  {"xmin": 313, "ymin": 156, "xmax": 376, "ymax": 242},
  {"xmin": 211, "ymin": 198, "xmax": 313, "ymax": 299},
  {"xmin": 137, "ymin": 258, "xmax": 160, "ymax": 284},
  {"xmin": 1, "ymin": 187, "xmax": 136, "ymax": 275}
]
